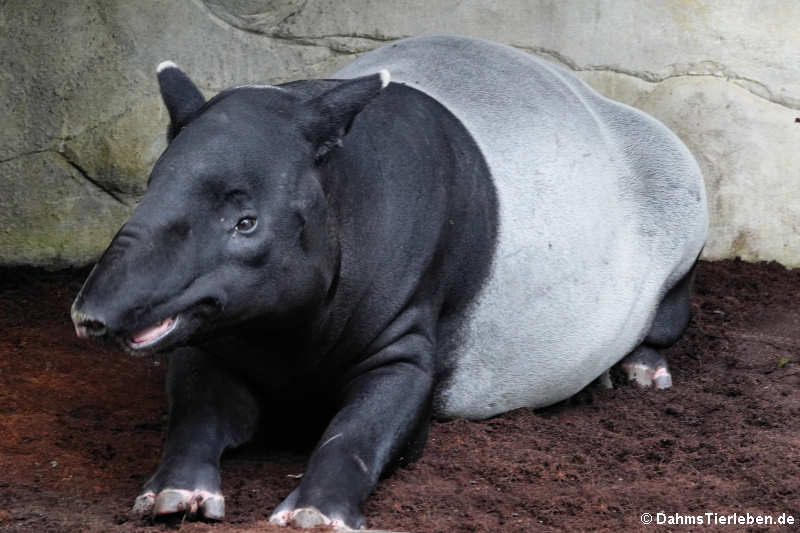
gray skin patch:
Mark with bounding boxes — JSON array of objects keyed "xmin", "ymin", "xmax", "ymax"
[{"xmin": 336, "ymin": 36, "xmax": 707, "ymax": 419}]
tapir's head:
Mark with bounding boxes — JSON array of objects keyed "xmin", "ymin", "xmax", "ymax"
[{"xmin": 71, "ymin": 62, "xmax": 389, "ymax": 353}]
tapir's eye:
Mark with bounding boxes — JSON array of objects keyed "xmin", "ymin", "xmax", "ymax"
[{"xmin": 235, "ymin": 216, "xmax": 257, "ymax": 233}]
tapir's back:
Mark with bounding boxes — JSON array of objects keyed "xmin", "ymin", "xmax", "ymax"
[{"xmin": 335, "ymin": 36, "xmax": 708, "ymax": 419}]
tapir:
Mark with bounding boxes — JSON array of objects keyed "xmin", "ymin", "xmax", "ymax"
[{"xmin": 71, "ymin": 36, "xmax": 708, "ymax": 529}]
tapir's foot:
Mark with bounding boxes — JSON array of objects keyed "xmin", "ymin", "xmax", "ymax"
[
  {"xmin": 132, "ymin": 488, "xmax": 225, "ymax": 521},
  {"xmin": 620, "ymin": 346, "xmax": 673, "ymax": 389},
  {"xmin": 132, "ymin": 462, "xmax": 225, "ymax": 521},
  {"xmin": 269, "ymin": 488, "xmax": 361, "ymax": 530},
  {"xmin": 269, "ymin": 507, "xmax": 353, "ymax": 530}
]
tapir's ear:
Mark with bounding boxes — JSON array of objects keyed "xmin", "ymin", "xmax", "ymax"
[
  {"xmin": 306, "ymin": 70, "xmax": 391, "ymax": 160},
  {"xmin": 156, "ymin": 61, "xmax": 206, "ymax": 142}
]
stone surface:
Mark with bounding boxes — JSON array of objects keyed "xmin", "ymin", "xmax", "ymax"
[
  {"xmin": 1, "ymin": 0, "xmax": 798, "ymax": 266},
  {"xmin": 581, "ymin": 72, "xmax": 800, "ymax": 266},
  {"xmin": 0, "ymin": 152, "xmax": 131, "ymax": 268},
  {"xmin": 0, "ymin": 0, "xmax": 350, "ymax": 267}
]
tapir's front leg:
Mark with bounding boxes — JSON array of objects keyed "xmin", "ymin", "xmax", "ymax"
[
  {"xmin": 133, "ymin": 347, "xmax": 260, "ymax": 521},
  {"xmin": 270, "ymin": 326, "xmax": 434, "ymax": 529}
]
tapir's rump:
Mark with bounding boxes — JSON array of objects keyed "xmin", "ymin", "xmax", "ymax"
[{"xmin": 336, "ymin": 36, "xmax": 707, "ymax": 418}]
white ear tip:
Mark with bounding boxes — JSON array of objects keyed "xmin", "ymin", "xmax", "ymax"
[
  {"xmin": 379, "ymin": 69, "xmax": 391, "ymax": 89},
  {"xmin": 157, "ymin": 60, "xmax": 178, "ymax": 74}
]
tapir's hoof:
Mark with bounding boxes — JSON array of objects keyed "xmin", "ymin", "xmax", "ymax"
[
  {"xmin": 132, "ymin": 488, "xmax": 225, "ymax": 521},
  {"xmin": 622, "ymin": 362, "xmax": 673, "ymax": 389},
  {"xmin": 269, "ymin": 506, "xmax": 352, "ymax": 530},
  {"xmin": 619, "ymin": 346, "xmax": 673, "ymax": 390}
]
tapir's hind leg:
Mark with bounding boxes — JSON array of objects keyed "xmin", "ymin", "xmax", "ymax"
[
  {"xmin": 132, "ymin": 347, "xmax": 259, "ymax": 521},
  {"xmin": 617, "ymin": 261, "xmax": 697, "ymax": 389}
]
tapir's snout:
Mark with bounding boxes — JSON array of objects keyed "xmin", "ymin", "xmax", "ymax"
[
  {"xmin": 71, "ymin": 286, "xmax": 185, "ymax": 352},
  {"xmin": 68, "ymin": 216, "xmax": 192, "ymax": 352},
  {"xmin": 69, "ymin": 228, "xmax": 221, "ymax": 354}
]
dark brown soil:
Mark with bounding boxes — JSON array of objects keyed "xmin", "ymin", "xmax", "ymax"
[{"xmin": 1, "ymin": 259, "xmax": 799, "ymax": 533}]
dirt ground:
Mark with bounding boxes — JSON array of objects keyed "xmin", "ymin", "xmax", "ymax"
[{"xmin": 1, "ymin": 259, "xmax": 799, "ymax": 533}]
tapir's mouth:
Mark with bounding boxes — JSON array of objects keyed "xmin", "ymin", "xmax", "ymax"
[{"xmin": 128, "ymin": 315, "xmax": 179, "ymax": 349}]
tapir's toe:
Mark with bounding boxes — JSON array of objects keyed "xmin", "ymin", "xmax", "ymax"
[
  {"xmin": 132, "ymin": 488, "xmax": 224, "ymax": 521},
  {"xmin": 651, "ymin": 366, "xmax": 673, "ymax": 389},
  {"xmin": 199, "ymin": 493, "xmax": 225, "ymax": 520},
  {"xmin": 131, "ymin": 491, "xmax": 155, "ymax": 517}
]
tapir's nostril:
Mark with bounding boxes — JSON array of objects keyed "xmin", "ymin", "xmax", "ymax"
[
  {"xmin": 71, "ymin": 301, "xmax": 108, "ymax": 339},
  {"xmin": 75, "ymin": 319, "xmax": 107, "ymax": 339}
]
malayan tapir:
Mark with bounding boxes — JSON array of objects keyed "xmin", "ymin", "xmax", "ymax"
[{"xmin": 70, "ymin": 35, "xmax": 708, "ymax": 529}]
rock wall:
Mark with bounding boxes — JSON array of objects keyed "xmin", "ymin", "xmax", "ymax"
[{"xmin": 2, "ymin": 0, "xmax": 798, "ymax": 267}]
